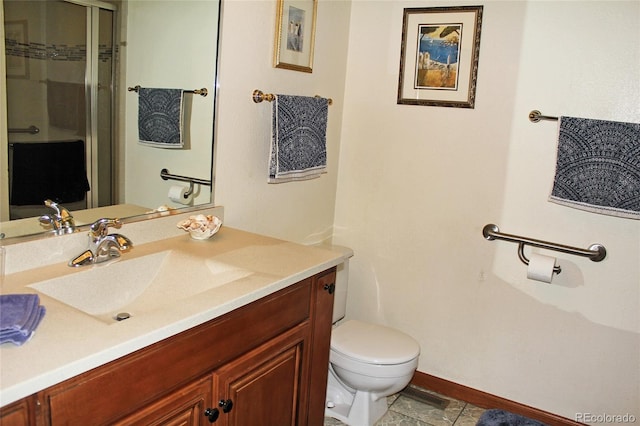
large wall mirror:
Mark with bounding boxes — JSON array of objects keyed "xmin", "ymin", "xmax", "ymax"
[{"xmin": 0, "ymin": 0, "xmax": 221, "ymax": 240}]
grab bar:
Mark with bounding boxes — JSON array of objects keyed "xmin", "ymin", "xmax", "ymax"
[
  {"xmin": 160, "ymin": 168, "xmax": 212, "ymax": 199},
  {"xmin": 8, "ymin": 125, "xmax": 40, "ymax": 134},
  {"xmin": 160, "ymin": 168, "xmax": 211, "ymax": 187},
  {"xmin": 482, "ymin": 224, "xmax": 606, "ymax": 268}
]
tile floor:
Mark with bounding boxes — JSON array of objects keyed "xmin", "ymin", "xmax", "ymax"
[{"xmin": 323, "ymin": 385, "xmax": 486, "ymax": 426}]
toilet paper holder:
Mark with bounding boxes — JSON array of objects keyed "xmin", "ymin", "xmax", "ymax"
[
  {"xmin": 517, "ymin": 242, "xmax": 562, "ymax": 274},
  {"xmin": 482, "ymin": 224, "xmax": 606, "ymax": 273}
]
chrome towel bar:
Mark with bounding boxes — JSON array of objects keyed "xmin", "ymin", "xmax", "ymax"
[
  {"xmin": 482, "ymin": 224, "xmax": 606, "ymax": 270},
  {"xmin": 8, "ymin": 125, "xmax": 40, "ymax": 134}
]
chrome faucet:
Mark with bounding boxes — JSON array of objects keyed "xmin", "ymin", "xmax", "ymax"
[
  {"xmin": 69, "ymin": 218, "xmax": 133, "ymax": 267},
  {"xmin": 39, "ymin": 199, "xmax": 76, "ymax": 235}
]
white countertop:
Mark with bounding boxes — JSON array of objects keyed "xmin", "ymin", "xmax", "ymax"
[{"xmin": 0, "ymin": 223, "xmax": 345, "ymax": 407}]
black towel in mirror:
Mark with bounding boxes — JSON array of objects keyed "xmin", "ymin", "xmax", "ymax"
[{"xmin": 9, "ymin": 140, "xmax": 91, "ymax": 206}]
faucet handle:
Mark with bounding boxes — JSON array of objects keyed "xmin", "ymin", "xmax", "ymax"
[
  {"xmin": 44, "ymin": 199, "xmax": 72, "ymax": 219},
  {"xmin": 40, "ymin": 200, "xmax": 76, "ymax": 234},
  {"xmin": 44, "ymin": 199, "xmax": 61, "ymax": 214},
  {"xmin": 90, "ymin": 218, "xmax": 122, "ymax": 238}
]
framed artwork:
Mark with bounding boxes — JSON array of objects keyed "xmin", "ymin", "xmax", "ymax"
[
  {"xmin": 397, "ymin": 6, "xmax": 483, "ymax": 108},
  {"xmin": 273, "ymin": 0, "xmax": 317, "ymax": 73},
  {"xmin": 5, "ymin": 20, "xmax": 30, "ymax": 79}
]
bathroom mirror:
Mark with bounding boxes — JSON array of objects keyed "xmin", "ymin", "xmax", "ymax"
[{"xmin": 0, "ymin": 0, "xmax": 221, "ymax": 240}]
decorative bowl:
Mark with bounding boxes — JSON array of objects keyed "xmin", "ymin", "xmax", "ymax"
[{"xmin": 177, "ymin": 214, "xmax": 222, "ymax": 240}]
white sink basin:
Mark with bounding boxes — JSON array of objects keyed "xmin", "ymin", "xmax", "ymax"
[{"xmin": 29, "ymin": 250, "xmax": 253, "ymax": 323}]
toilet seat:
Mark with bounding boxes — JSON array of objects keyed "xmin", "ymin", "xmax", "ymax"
[
  {"xmin": 330, "ymin": 348, "xmax": 419, "ymax": 379},
  {"xmin": 331, "ymin": 320, "xmax": 420, "ymax": 364}
]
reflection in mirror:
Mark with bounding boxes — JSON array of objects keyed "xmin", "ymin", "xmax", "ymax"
[{"xmin": 1, "ymin": 0, "xmax": 220, "ymax": 240}]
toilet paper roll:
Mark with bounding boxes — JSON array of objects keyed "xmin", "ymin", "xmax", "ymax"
[
  {"xmin": 527, "ymin": 253, "xmax": 557, "ymax": 283},
  {"xmin": 168, "ymin": 185, "xmax": 193, "ymax": 205}
]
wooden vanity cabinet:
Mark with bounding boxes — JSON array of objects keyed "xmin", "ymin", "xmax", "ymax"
[{"xmin": 0, "ymin": 268, "xmax": 336, "ymax": 426}]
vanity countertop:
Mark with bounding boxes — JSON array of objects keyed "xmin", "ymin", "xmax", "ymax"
[{"xmin": 0, "ymin": 226, "xmax": 345, "ymax": 407}]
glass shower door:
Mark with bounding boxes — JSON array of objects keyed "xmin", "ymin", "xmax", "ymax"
[{"xmin": 3, "ymin": 0, "xmax": 114, "ymax": 220}]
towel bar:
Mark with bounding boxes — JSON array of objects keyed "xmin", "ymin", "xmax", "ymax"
[
  {"xmin": 128, "ymin": 85, "xmax": 208, "ymax": 97},
  {"xmin": 252, "ymin": 89, "xmax": 333, "ymax": 105},
  {"xmin": 482, "ymin": 224, "xmax": 606, "ymax": 267},
  {"xmin": 529, "ymin": 110, "xmax": 558, "ymax": 123}
]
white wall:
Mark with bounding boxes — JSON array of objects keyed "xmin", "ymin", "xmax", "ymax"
[
  {"xmin": 214, "ymin": 0, "xmax": 351, "ymax": 243},
  {"xmin": 212, "ymin": 0, "xmax": 638, "ymax": 420},
  {"xmin": 333, "ymin": 0, "xmax": 639, "ymax": 421}
]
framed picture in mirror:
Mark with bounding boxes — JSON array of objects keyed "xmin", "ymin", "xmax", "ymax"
[{"xmin": 5, "ymin": 21, "xmax": 30, "ymax": 79}]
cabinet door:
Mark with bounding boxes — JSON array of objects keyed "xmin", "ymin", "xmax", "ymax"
[
  {"xmin": 212, "ymin": 324, "xmax": 309, "ymax": 426},
  {"xmin": 0, "ymin": 397, "xmax": 36, "ymax": 426},
  {"xmin": 115, "ymin": 376, "xmax": 212, "ymax": 426}
]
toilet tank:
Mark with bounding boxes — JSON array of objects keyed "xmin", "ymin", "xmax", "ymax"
[{"xmin": 328, "ymin": 245, "xmax": 354, "ymax": 324}]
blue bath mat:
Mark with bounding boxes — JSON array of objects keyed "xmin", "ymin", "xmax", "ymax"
[{"xmin": 477, "ymin": 409, "xmax": 547, "ymax": 426}]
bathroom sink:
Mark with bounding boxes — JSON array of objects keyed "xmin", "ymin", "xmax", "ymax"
[{"xmin": 29, "ymin": 250, "xmax": 253, "ymax": 323}]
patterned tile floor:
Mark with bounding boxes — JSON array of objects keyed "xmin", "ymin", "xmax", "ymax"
[{"xmin": 324, "ymin": 385, "xmax": 485, "ymax": 426}]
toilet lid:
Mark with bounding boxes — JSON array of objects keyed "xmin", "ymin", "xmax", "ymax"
[{"xmin": 331, "ymin": 320, "xmax": 420, "ymax": 364}]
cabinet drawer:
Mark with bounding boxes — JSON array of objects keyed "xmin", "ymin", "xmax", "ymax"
[{"xmin": 42, "ymin": 279, "xmax": 313, "ymax": 425}]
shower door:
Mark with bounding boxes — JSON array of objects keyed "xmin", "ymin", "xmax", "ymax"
[{"xmin": 3, "ymin": 0, "xmax": 115, "ymax": 220}]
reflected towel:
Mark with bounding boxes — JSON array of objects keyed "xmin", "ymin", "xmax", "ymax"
[
  {"xmin": 10, "ymin": 140, "xmax": 90, "ymax": 205},
  {"xmin": 138, "ymin": 88, "xmax": 184, "ymax": 148},
  {"xmin": 269, "ymin": 94, "xmax": 328, "ymax": 183},
  {"xmin": 550, "ymin": 116, "xmax": 640, "ymax": 219},
  {"xmin": 0, "ymin": 294, "xmax": 46, "ymax": 346},
  {"xmin": 47, "ymin": 80, "xmax": 86, "ymax": 132}
]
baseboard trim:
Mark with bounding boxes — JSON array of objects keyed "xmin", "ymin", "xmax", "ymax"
[{"xmin": 411, "ymin": 371, "xmax": 584, "ymax": 426}]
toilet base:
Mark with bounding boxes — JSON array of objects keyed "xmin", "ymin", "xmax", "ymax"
[
  {"xmin": 325, "ymin": 394, "xmax": 387, "ymax": 426},
  {"xmin": 325, "ymin": 366, "xmax": 388, "ymax": 426}
]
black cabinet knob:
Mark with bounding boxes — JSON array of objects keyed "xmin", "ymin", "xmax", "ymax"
[
  {"xmin": 323, "ymin": 283, "xmax": 335, "ymax": 294},
  {"xmin": 204, "ymin": 407, "xmax": 220, "ymax": 422},
  {"xmin": 219, "ymin": 398, "xmax": 234, "ymax": 413}
]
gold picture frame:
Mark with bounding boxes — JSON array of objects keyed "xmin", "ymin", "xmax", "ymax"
[
  {"xmin": 397, "ymin": 6, "xmax": 483, "ymax": 108},
  {"xmin": 273, "ymin": 0, "xmax": 317, "ymax": 73}
]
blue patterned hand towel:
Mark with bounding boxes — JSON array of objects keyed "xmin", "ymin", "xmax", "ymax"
[
  {"xmin": 138, "ymin": 88, "xmax": 184, "ymax": 148},
  {"xmin": 269, "ymin": 95, "xmax": 328, "ymax": 183},
  {"xmin": 1, "ymin": 294, "xmax": 46, "ymax": 345},
  {"xmin": 550, "ymin": 116, "xmax": 640, "ymax": 219}
]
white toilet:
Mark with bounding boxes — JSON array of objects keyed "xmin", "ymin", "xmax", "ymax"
[{"xmin": 325, "ymin": 247, "xmax": 420, "ymax": 426}]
